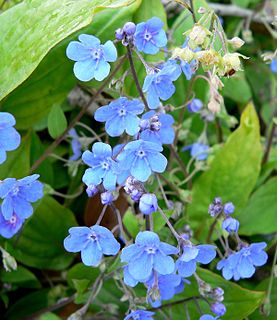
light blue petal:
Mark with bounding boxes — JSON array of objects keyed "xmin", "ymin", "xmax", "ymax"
[
  {"xmin": 81, "ymin": 241, "xmax": 103, "ymax": 266},
  {"xmin": 143, "ymin": 42, "xmax": 159, "ymax": 55},
  {"xmin": 0, "ymin": 149, "xmax": 6, "ymax": 164},
  {"xmin": 127, "ymin": 99, "xmax": 145, "ymax": 114},
  {"xmin": 153, "ymin": 252, "xmax": 175, "ymax": 275},
  {"xmin": 66, "ymin": 41, "xmax": 91, "ymax": 61},
  {"xmin": 64, "ymin": 234, "xmax": 89, "ymax": 252},
  {"xmin": 92, "ymin": 142, "xmax": 112, "ymax": 158},
  {"xmin": 143, "ymin": 74, "xmax": 155, "ymax": 92},
  {"xmin": 0, "ymin": 127, "xmax": 20, "ymax": 151},
  {"xmin": 123, "ymin": 267, "xmax": 139, "ymax": 287},
  {"xmin": 196, "ymin": 245, "xmax": 217, "ymax": 264},
  {"xmin": 0, "ymin": 178, "xmax": 16, "ymax": 198},
  {"xmin": 238, "ymin": 256, "xmax": 255, "ymax": 278},
  {"xmin": 153, "ymin": 30, "xmax": 167, "ymax": 47},
  {"xmin": 125, "ymin": 115, "xmax": 140, "ymax": 136},
  {"xmin": 82, "ymin": 168, "xmax": 102, "ymax": 186},
  {"xmin": 19, "ymin": 181, "xmax": 44, "ymax": 202},
  {"xmin": 176, "ymin": 259, "xmax": 197, "ymax": 277},
  {"xmin": 147, "ymin": 17, "xmax": 164, "ymax": 32},
  {"xmin": 156, "ymin": 79, "xmax": 175, "ymax": 101},
  {"xmin": 78, "ymin": 34, "xmax": 100, "ymax": 47},
  {"xmin": 131, "ymin": 157, "xmax": 151, "ymax": 182},
  {"xmin": 180, "ymin": 246, "xmax": 199, "ymax": 262},
  {"xmin": 1, "ymin": 196, "xmax": 13, "ymax": 220},
  {"xmin": 94, "ymin": 105, "xmax": 115, "ymax": 122},
  {"xmin": 73, "ymin": 59, "xmax": 96, "ymax": 81},
  {"xmin": 146, "ymin": 85, "xmax": 160, "ymax": 109},
  {"xmin": 98, "ymin": 236, "xmax": 120, "ymax": 255},
  {"xmin": 17, "ymin": 174, "xmax": 39, "ymax": 186},
  {"xmin": 105, "ymin": 115, "xmax": 125, "ymax": 137},
  {"xmin": 251, "ymin": 251, "xmax": 268, "ymax": 267},
  {"xmin": 136, "ymin": 231, "xmax": 160, "ymax": 246},
  {"xmin": 147, "ymin": 152, "xmax": 167, "ymax": 173},
  {"xmin": 103, "ymin": 170, "xmax": 117, "ymax": 191},
  {"xmin": 159, "ymin": 242, "xmax": 179, "ymax": 255},
  {"xmin": 0, "ymin": 112, "xmax": 16, "ymax": 127},
  {"xmin": 121, "ymin": 244, "xmax": 142, "ymax": 262},
  {"xmin": 102, "ymin": 40, "xmax": 117, "ymax": 62},
  {"xmin": 128, "ymin": 253, "xmax": 153, "ymax": 281},
  {"xmin": 94, "ymin": 59, "xmax": 110, "ymax": 81}
]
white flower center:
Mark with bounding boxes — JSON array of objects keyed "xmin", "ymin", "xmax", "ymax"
[{"xmin": 144, "ymin": 31, "xmax": 152, "ymax": 41}]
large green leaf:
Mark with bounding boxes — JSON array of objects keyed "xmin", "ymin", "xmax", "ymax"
[
  {"xmin": 7, "ymin": 196, "xmax": 77, "ymax": 270},
  {"xmin": 157, "ymin": 268, "xmax": 265, "ymax": 320},
  {"xmin": 0, "ymin": 0, "xmax": 135, "ymax": 101},
  {"xmin": 239, "ymin": 177, "xmax": 277, "ymax": 235},
  {"xmin": 187, "ymin": 103, "xmax": 262, "ymax": 241},
  {"xmin": 0, "ymin": 0, "xmax": 141, "ymax": 130},
  {"xmin": 47, "ymin": 104, "xmax": 67, "ymax": 139},
  {"xmin": 0, "ymin": 133, "xmax": 31, "ymax": 179}
]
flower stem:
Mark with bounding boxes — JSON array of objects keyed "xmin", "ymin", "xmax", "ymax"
[{"xmin": 157, "ymin": 206, "xmax": 180, "ymax": 242}]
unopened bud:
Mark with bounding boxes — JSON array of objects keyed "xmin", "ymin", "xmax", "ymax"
[
  {"xmin": 1, "ymin": 249, "xmax": 17, "ymax": 272},
  {"xmin": 228, "ymin": 37, "xmax": 245, "ymax": 49},
  {"xmin": 198, "ymin": 7, "xmax": 206, "ymax": 14},
  {"xmin": 172, "ymin": 47, "xmax": 195, "ymax": 62}
]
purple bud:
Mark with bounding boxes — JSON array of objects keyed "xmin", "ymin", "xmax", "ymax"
[
  {"xmin": 101, "ymin": 191, "xmax": 113, "ymax": 205},
  {"xmin": 187, "ymin": 98, "xmax": 203, "ymax": 113},
  {"xmin": 213, "ymin": 287, "xmax": 224, "ymax": 302},
  {"xmin": 213, "ymin": 197, "xmax": 222, "ymax": 205},
  {"xmin": 115, "ymin": 28, "xmax": 124, "ymax": 40},
  {"xmin": 130, "ymin": 190, "xmax": 143, "ymax": 202},
  {"xmin": 222, "ymin": 217, "xmax": 239, "ymax": 233},
  {"xmin": 208, "ymin": 204, "xmax": 222, "ymax": 217},
  {"xmin": 211, "ymin": 302, "xmax": 226, "ymax": 316},
  {"xmin": 123, "ymin": 22, "xmax": 136, "ymax": 36},
  {"xmin": 124, "ymin": 176, "xmax": 144, "ymax": 202},
  {"xmin": 86, "ymin": 184, "xmax": 98, "ymax": 197},
  {"xmin": 223, "ymin": 202, "xmax": 235, "ymax": 215},
  {"xmin": 139, "ymin": 119, "xmax": 150, "ymax": 131},
  {"xmin": 149, "ymin": 115, "xmax": 161, "ymax": 131},
  {"xmin": 139, "ymin": 193, "xmax": 158, "ymax": 215}
]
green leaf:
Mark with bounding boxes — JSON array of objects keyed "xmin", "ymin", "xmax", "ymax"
[
  {"xmin": 7, "ymin": 196, "xmax": 77, "ymax": 270},
  {"xmin": 187, "ymin": 103, "xmax": 262, "ymax": 241},
  {"xmin": 221, "ymin": 72, "xmax": 252, "ymax": 104},
  {"xmin": 153, "ymin": 209, "xmax": 174, "ymax": 233},
  {"xmin": 239, "ymin": 177, "xmax": 277, "ymax": 235},
  {"xmin": 0, "ymin": 1, "xmax": 141, "ymax": 130},
  {"xmin": 0, "ymin": 265, "xmax": 40, "ymax": 289},
  {"xmin": 67, "ymin": 263, "xmax": 100, "ymax": 288},
  {"xmin": 47, "ymin": 104, "xmax": 67, "ymax": 139},
  {"xmin": 0, "ymin": 0, "xmax": 135, "ymax": 101},
  {"xmin": 123, "ymin": 209, "xmax": 141, "ymax": 238},
  {"xmin": 0, "ymin": 133, "xmax": 31, "ymax": 179},
  {"xmin": 158, "ymin": 268, "xmax": 265, "ymax": 320}
]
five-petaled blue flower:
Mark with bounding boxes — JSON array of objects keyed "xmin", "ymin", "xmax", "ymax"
[
  {"xmin": 124, "ymin": 310, "xmax": 155, "ymax": 320},
  {"xmin": 68, "ymin": 128, "xmax": 82, "ymax": 161},
  {"xmin": 176, "ymin": 243, "xmax": 216, "ymax": 277},
  {"xmin": 0, "ymin": 210, "xmax": 24, "ymax": 239},
  {"xmin": 134, "ymin": 17, "xmax": 167, "ymax": 55},
  {"xmin": 64, "ymin": 225, "xmax": 120, "ymax": 266},
  {"xmin": 94, "ymin": 97, "xmax": 144, "ymax": 137},
  {"xmin": 270, "ymin": 59, "xmax": 277, "ymax": 73},
  {"xmin": 146, "ymin": 272, "xmax": 185, "ymax": 308},
  {"xmin": 117, "ymin": 140, "xmax": 167, "ymax": 182},
  {"xmin": 0, "ymin": 174, "xmax": 44, "ymax": 220},
  {"xmin": 217, "ymin": 242, "xmax": 268, "ymax": 280},
  {"xmin": 82, "ymin": 142, "xmax": 118, "ymax": 191},
  {"xmin": 142, "ymin": 60, "xmax": 181, "ymax": 109},
  {"xmin": 66, "ymin": 34, "xmax": 117, "ymax": 81},
  {"xmin": 140, "ymin": 111, "xmax": 175, "ymax": 145},
  {"xmin": 121, "ymin": 231, "xmax": 178, "ymax": 281},
  {"xmin": 0, "ymin": 112, "xmax": 20, "ymax": 164}
]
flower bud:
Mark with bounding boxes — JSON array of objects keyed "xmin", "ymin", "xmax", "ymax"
[
  {"xmin": 86, "ymin": 184, "xmax": 98, "ymax": 197},
  {"xmin": 223, "ymin": 202, "xmax": 235, "ymax": 215},
  {"xmin": 211, "ymin": 302, "xmax": 226, "ymax": 316},
  {"xmin": 188, "ymin": 25, "xmax": 211, "ymax": 48},
  {"xmin": 222, "ymin": 217, "xmax": 239, "ymax": 233},
  {"xmin": 213, "ymin": 287, "xmax": 224, "ymax": 302},
  {"xmin": 101, "ymin": 191, "xmax": 113, "ymax": 205},
  {"xmin": 187, "ymin": 98, "xmax": 203, "ymax": 113},
  {"xmin": 115, "ymin": 28, "xmax": 124, "ymax": 40},
  {"xmin": 139, "ymin": 193, "xmax": 158, "ymax": 215},
  {"xmin": 228, "ymin": 37, "xmax": 245, "ymax": 49},
  {"xmin": 1, "ymin": 249, "xmax": 17, "ymax": 272},
  {"xmin": 172, "ymin": 47, "xmax": 195, "ymax": 62},
  {"xmin": 196, "ymin": 49, "xmax": 221, "ymax": 68},
  {"xmin": 123, "ymin": 22, "xmax": 136, "ymax": 36},
  {"xmin": 208, "ymin": 98, "xmax": 221, "ymax": 113}
]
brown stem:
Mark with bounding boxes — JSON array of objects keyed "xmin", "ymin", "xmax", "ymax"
[
  {"xmin": 126, "ymin": 45, "xmax": 149, "ymax": 109},
  {"xmin": 30, "ymin": 55, "xmax": 126, "ymax": 172},
  {"xmin": 262, "ymin": 120, "xmax": 276, "ymax": 165},
  {"xmin": 215, "ymin": 118, "xmax": 224, "ymax": 143},
  {"xmin": 189, "ymin": 0, "xmax": 197, "ymax": 23},
  {"xmin": 206, "ymin": 213, "xmax": 221, "ymax": 243}
]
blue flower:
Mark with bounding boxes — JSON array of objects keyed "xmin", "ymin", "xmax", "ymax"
[
  {"xmin": 176, "ymin": 243, "xmax": 216, "ymax": 277},
  {"xmin": 211, "ymin": 302, "xmax": 226, "ymax": 317},
  {"xmin": 0, "ymin": 112, "xmax": 20, "ymax": 164},
  {"xmin": 0, "ymin": 174, "xmax": 43, "ymax": 220},
  {"xmin": 117, "ymin": 140, "xmax": 167, "ymax": 182},
  {"xmin": 121, "ymin": 231, "xmax": 178, "ymax": 281},
  {"xmin": 270, "ymin": 59, "xmax": 277, "ymax": 73},
  {"xmin": 94, "ymin": 97, "xmax": 144, "ymax": 137},
  {"xmin": 124, "ymin": 310, "xmax": 155, "ymax": 320},
  {"xmin": 134, "ymin": 17, "xmax": 167, "ymax": 54},
  {"xmin": 187, "ymin": 99, "xmax": 203, "ymax": 113},
  {"xmin": 68, "ymin": 129, "xmax": 82, "ymax": 161},
  {"xmin": 217, "ymin": 242, "xmax": 268, "ymax": 280},
  {"xmin": 146, "ymin": 273, "xmax": 184, "ymax": 308},
  {"xmin": 82, "ymin": 142, "xmax": 119, "ymax": 191},
  {"xmin": 139, "ymin": 193, "xmax": 158, "ymax": 215},
  {"xmin": 222, "ymin": 217, "xmax": 239, "ymax": 233},
  {"xmin": 66, "ymin": 34, "xmax": 117, "ymax": 81},
  {"xmin": 223, "ymin": 202, "xmax": 235, "ymax": 215},
  {"xmin": 64, "ymin": 225, "xmax": 120, "ymax": 266},
  {"xmin": 0, "ymin": 210, "xmax": 23, "ymax": 239},
  {"xmin": 183, "ymin": 143, "xmax": 209, "ymax": 160},
  {"xmin": 140, "ymin": 111, "xmax": 175, "ymax": 145},
  {"xmin": 199, "ymin": 315, "xmax": 218, "ymax": 320},
  {"xmin": 142, "ymin": 60, "xmax": 181, "ymax": 109}
]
